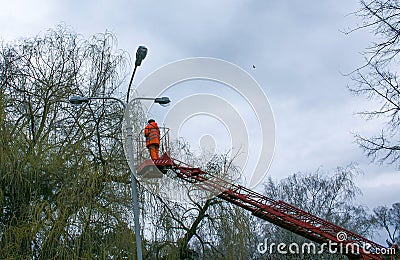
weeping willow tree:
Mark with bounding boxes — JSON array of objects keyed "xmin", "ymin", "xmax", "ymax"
[
  {"xmin": 0, "ymin": 25, "xmax": 142, "ymax": 259},
  {"xmin": 0, "ymin": 25, "xmax": 258, "ymax": 259}
]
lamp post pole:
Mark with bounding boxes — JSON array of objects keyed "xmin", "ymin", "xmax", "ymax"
[
  {"xmin": 125, "ymin": 46, "xmax": 146, "ymax": 260},
  {"xmin": 68, "ymin": 95, "xmax": 170, "ymax": 260},
  {"xmin": 69, "ymin": 45, "xmax": 159, "ymax": 260}
]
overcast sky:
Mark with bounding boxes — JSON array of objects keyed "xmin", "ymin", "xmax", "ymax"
[{"xmin": 2, "ymin": 0, "xmax": 399, "ymax": 240}]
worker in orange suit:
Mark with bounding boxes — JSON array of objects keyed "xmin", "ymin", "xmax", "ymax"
[{"xmin": 144, "ymin": 119, "xmax": 160, "ymax": 160}]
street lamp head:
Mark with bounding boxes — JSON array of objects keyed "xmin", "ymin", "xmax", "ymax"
[
  {"xmin": 69, "ymin": 95, "xmax": 89, "ymax": 105},
  {"xmin": 135, "ymin": 46, "xmax": 148, "ymax": 66},
  {"xmin": 154, "ymin": 97, "xmax": 171, "ymax": 106}
]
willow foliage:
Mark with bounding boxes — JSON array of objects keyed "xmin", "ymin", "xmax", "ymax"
[{"xmin": 0, "ymin": 25, "xmax": 137, "ymax": 259}]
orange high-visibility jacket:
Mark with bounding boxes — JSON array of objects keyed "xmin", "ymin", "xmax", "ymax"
[{"xmin": 144, "ymin": 122, "xmax": 160, "ymax": 147}]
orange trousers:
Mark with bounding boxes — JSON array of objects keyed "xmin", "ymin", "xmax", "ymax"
[{"xmin": 147, "ymin": 144, "xmax": 160, "ymax": 160}]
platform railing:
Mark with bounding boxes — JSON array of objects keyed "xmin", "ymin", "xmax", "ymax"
[{"xmin": 135, "ymin": 126, "xmax": 170, "ymax": 166}]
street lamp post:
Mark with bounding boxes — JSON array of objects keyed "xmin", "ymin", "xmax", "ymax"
[
  {"xmin": 68, "ymin": 95, "xmax": 170, "ymax": 260},
  {"xmin": 69, "ymin": 45, "xmax": 156, "ymax": 260},
  {"xmin": 126, "ymin": 46, "xmax": 148, "ymax": 104}
]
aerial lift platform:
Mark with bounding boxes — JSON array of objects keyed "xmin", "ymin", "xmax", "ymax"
[{"xmin": 135, "ymin": 127, "xmax": 395, "ymax": 260}]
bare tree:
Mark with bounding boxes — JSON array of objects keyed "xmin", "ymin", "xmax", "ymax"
[
  {"xmin": 350, "ymin": 62, "xmax": 400, "ymax": 166},
  {"xmin": 255, "ymin": 165, "xmax": 374, "ymax": 259},
  {"xmin": 346, "ymin": 3, "xmax": 400, "ymax": 254},
  {"xmin": 372, "ymin": 203, "xmax": 400, "ymax": 248},
  {"xmin": 348, "ymin": 0, "xmax": 400, "ymax": 167},
  {"xmin": 140, "ymin": 143, "xmax": 251, "ymax": 259}
]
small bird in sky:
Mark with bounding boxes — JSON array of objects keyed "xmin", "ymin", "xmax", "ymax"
[{"xmin": 252, "ymin": 65, "xmax": 256, "ymax": 69}]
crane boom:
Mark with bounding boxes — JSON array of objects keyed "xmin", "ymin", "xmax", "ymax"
[
  {"xmin": 137, "ymin": 154, "xmax": 391, "ymax": 260},
  {"xmin": 135, "ymin": 128, "xmax": 394, "ymax": 259}
]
